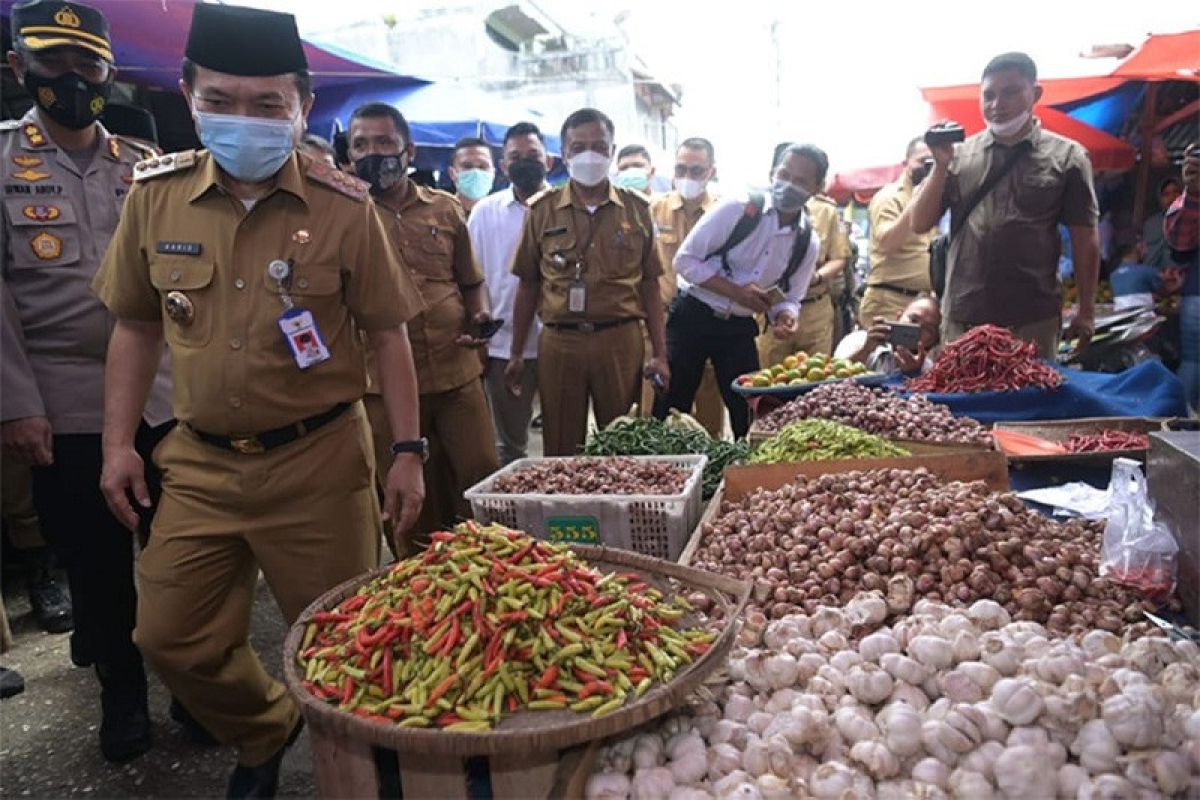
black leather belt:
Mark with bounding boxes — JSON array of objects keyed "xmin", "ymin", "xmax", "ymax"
[
  {"xmin": 544, "ymin": 318, "xmax": 638, "ymax": 333},
  {"xmin": 190, "ymin": 402, "xmax": 352, "ymax": 454},
  {"xmin": 800, "ymin": 293, "xmax": 830, "ymax": 305},
  {"xmin": 868, "ymin": 283, "xmax": 923, "ymax": 298}
]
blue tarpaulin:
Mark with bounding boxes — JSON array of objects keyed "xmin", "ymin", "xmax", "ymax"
[{"xmin": 887, "ymin": 361, "xmax": 1188, "ymax": 423}]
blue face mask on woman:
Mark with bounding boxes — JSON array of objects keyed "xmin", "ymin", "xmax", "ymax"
[{"xmin": 195, "ymin": 111, "xmax": 297, "ymax": 183}]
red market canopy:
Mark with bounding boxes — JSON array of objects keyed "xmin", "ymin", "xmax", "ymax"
[{"xmin": 1111, "ymin": 30, "xmax": 1200, "ymax": 81}]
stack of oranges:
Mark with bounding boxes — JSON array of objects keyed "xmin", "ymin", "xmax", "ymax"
[{"xmin": 737, "ymin": 352, "xmax": 868, "ymax": 388}]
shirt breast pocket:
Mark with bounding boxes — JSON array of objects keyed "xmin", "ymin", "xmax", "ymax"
[
  {"xmin": 1015, "ymin": 170, "xmax": 1063, "ymax": 218},
  {"xmin": 149, "ymin": 258, "xmax": 216, "ymax": 348},
  {"xmin": 540, "ymin": 235, "xmax": 578, "ymax": 277},
  {"xmin": 3, "ymin": 198, "xmax": 81, "ymax": 269},
  {"xmin": 610, "ymin": 227, "xmax": 647, "ymax": 277},
  {"xmin": 262, "ymin": 265, "xmax": 343, "ymax": 330},
  {"xmin": 410, "ymin": 227, "xmax": 456, "ymax": 279}
]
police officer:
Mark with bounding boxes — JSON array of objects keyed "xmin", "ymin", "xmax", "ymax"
[
  {"xmin": 346, "ymin": 103, "xmax": 499, "ymax": 550},
  {"xmin": 92, "ymin": 5, "xmax": 425, "ymax": 796},
  {"xmin": 506, "ymin": 108, "xmax": 670, "ymax": 456},
  {"xmin": 756, "ymin": 143, "xmax": 849, "ymax": 363},
  {"xmin": 1, "ymin": 0, "xmax": 175, "ymax": 763}
]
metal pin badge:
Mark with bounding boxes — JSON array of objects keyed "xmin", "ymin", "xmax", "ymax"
[
  {"xmin": 292, "ymin": 229, "xmax": 311, "ymax": 245},
  {"xmin": 164, "ymin": 291, "xmax": 195, "ymax": 324},
  {"xmin": 267, "ymin": 259, "xmax": 291, "ymax": 282}
]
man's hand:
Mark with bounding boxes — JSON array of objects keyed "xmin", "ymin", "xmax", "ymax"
[
  {"xmin": 928, "ymin": 138, "xmax": 955, "ymax": 170},
  {"xmin": 894, "ymin": 344, "xmax": 927, "ymax": 375},
  {"xmin": 100, "ymin": 445, "xmax": 149, "ymax": 532},
  {"xmin": 734, "ymin": 283, "xmax": 771, "ymax": 314},
  {"xmin": 771, "ymin": 311, "xmax": 798, "ymax": 340},
  {"xmin": 1, "ymin": 416, "xmax": 53, "ymax": 466},
  {"xmin": 644, "ymin": 356, "xmax": 670, "ymax": 393},
  {"xmin": 454, "ymin": 310, "xmax": 493, "ymax": 349},
  {"xmin": 865, "ymin": 317, "xmax": 892, "ymax": 350},
  {"xmin": 1065, "ymin": 311, "xmax": 1095, "ymax": 354},
  {"xmin": 381, "ymin": 453, "xmax": 424, "ymax": 537},
  {"xmin": 504, "ymin": 357, "xmax": 525, "ymax": 396}
]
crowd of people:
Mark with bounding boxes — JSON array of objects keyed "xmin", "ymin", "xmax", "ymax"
[{"xmin": 0, "ymin": 1, "xmax": 1197, "ymax": 797}]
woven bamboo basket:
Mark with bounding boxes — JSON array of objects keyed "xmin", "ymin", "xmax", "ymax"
[{"xmin": 282, "ymin": 544, "xmax": 751, "ymax": 799}]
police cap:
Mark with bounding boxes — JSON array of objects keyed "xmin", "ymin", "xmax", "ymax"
[
  {"xmin": 184, "ymin": 3, "xmax": 308, "ymax": 77},
  {"xmin": 11, "ymin": 0, "xmax": 113, "ymax": 63}
]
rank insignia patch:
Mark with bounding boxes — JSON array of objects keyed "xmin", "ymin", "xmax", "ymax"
[
  {"xmin": 30, "ymin": 231, "xmax": 63, "ymax": 260},
  {"xmin": 21, "ymin": 205, "xmax": 61, "ymax": 222}
]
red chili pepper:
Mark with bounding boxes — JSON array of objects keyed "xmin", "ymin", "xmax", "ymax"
[
  {"xmin": 578, "ymin": 680, "xmax": 613, "ymax": 700},
  {"xmin": 906, "ymin": 324, "xmax": 1063, "ymax": 394},
  {"xmin": 616, "ymin": 629, "xmax": 628, "ymax": 650},
  {"xmin": 533, "ymin": 664, "xmax": 560, "ymax": 690},
  {"xmin": 341, "ymin": 678, "xmax": 356, "ymax": 706}
]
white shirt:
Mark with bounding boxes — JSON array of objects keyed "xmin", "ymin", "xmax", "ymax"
[
  {"xmin": 467, "ymin": 187, "xmax": 542, "ymax": 360},
  {"xmin": 833, "ymin": 330, "xmax": 934, "ymax": 376},
  {"xmin": 674, "ymin": 195, "xmax": 820, "ymax": 321}
]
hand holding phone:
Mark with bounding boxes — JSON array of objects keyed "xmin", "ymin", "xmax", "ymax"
[
  {"xmin": 887, "ymin": 322, "xmax": 922, "ymax": 351},
  {"xmin": 764, "ymin": 285, "xmax": 787, "ymax": 306},
  {"xmin": 473, "ymin": 318, "xmax": 505, "ymax": 339}
]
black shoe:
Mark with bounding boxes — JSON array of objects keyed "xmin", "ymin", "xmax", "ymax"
[
  {"xmin": 226, "ymin": 717, "xmax": 305, "ymax": 799},
  {"xmin": 0, "ymin": 667, "xmax": 25, "ymax": 699},
  {"xmin": 96, "ymin": 664, "xmax": 152, "ymax": 763},
  {"xmin": 25, "ymin": 551, "xmax": 73, "ymax": 634},
  {"xmin": 170, "ymin": 697, "xmax": 220, "ymax": 747}
]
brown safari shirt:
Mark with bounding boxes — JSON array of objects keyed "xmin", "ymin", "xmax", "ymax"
[
  {"xmin": 94, "ymin": 150, "xmax": 422, "ymax": 436},
  {"xmin": 649, "ymin": 189, "xmax": 716, "ymax": 307},
  {"xmin": 941, "ymin": 120, "xmax": 1098, "ymax": 326},
  {"xmin": 512, "ymin": 182, "xmax": 662, "ymax": 323}
]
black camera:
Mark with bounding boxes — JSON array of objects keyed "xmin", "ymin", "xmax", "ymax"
[{"xmin": 924, "ymin": 122, "xmax": 966, "ymax": 148}]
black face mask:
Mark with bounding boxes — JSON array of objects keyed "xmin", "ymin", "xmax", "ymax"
[
  {"xmin": 353, "ymin": 154, "xmax": 406, "ymax": 196},
  {"xmin": 23, "ymin": 69, "xmax": 111, "ymax": 131},
  {"xmin": 910, "ymin": 159, "xmax": 934, "ymax": 187},
  {"xmin": 507, "ymin": 158, "xmax": 547, "ymax": 196}
]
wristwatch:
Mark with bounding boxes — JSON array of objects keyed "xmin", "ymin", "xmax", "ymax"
[{"xmin": 391, "ymin": 438, "xmax": 430, "ymax": 462}]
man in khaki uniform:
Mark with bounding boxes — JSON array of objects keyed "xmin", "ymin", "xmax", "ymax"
[
  {"xmin": 93, "ymin": 6, "xmax": 425, "ymax": 796},
  {"xmin": 507, "ymin": 108, "xmax": 670, "ymax": 456},
  {"xmin": 1, "ymin": 0, "xmax": 177, "ymax": 762},
  {"xmin": 347, "ymin": 103, "xmax": 498, "ymax": 550},
  {"xmin": 645, "ymin": 137, "xmax": 723, "ymax": 437},
  {"xmin": 860, "ymin": 137, "xmax": 937, "ymax": 325},
  {"xmin": 757, "ymin": 182, "xmax": 850, "ymax": 364}
]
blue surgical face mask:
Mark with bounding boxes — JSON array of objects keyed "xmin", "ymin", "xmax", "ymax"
[
  {"xmin": 614, "ymin": 166, "xmax": 650, "ymax": 192},
  {"xmin": 456, "ymin": 168, "xmax": 494, "ymax": 200},
  {"xmin": 194, "ymin": 110, "xmax": 297, "ymax": 183}
]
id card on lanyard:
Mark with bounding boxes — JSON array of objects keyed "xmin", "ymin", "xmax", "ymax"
[{"xmin": 268, "ymin": 259, "xmax": 331, "ymax": 370}]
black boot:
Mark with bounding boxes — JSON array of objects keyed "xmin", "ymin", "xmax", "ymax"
[
  {"xmin": 0, "ymin": 666, "xmax": 25, "ymax": 699},
  {"xmin": 24, "ymin": 548, "xmax": 73, "ymax": 634},
  {"xmin": 95, "ymin": 662, "xmax": 152, "ymax": 763},
  {"xmin": 170, "ymin": 696, "xmax": 220, "ymax": 747},
  {"xmin": 226, "ymin": 717, "xmax": 304, "ymax": 799}
]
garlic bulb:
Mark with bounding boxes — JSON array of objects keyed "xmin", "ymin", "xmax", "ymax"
[
  {"xmin": 809, "ymin": 607, "xmax": 845, "ymax": 638},
  {"xmin": 587, "ymin": 771, "xmax": 632, "ymax": 800},
  {"xmin": 795, "ymin": 653, "xmax": 825, "ymax": 683},
  {"xmin": 1077, "ymin": 773, "xmax": 1135, "ymax": 799},
  {"xmin": 979, "ymin": 632, "xmax": 1022, "ymax": 676},
  {"xmin": 763, "ymin": 653, "xmax": 799, "ymax": 691},
  {"xmin": 1184, "ymin": 708, "xmax": 1200, "ymax": 740},
  {"xmin": 710, "ymin": 720, "xmax": 748, "ymax": 749},
  {"xmin": 938, "ymin": 668, "xmax": 984, "ymax": 703},
  {"xmin": 880, "ymin": 652, "xmax": 931, "ymax": 684},
  {"xmin": 950, "ymin": 630, "xmax": 980, "ymax": 663},
  {"xmin": 746, "ymin": 711, "xmax": 773, "ymax": 736},
  {"xmin": 845, "ymin": 592, "xmax": 888, "ymax": 627},
  {"xmin": 740, "ymin": 736, "xmax": 768, "ymax": 778},
  {"xmin": 1080, "ymin": 630, "xmax": 1121, "ymax": 660},
  {"xmin": 712, "ymin": 771, "xmax": 750, "ymax": 798},
  {"xmin": 959, "ymin": 740, "xmax": 1003, "ymax": 782},
  {"xmin": 1057, "ymin": 764, "xmax": 1088, "ymax": 799},
  {"xmin": 1029, "ymin": 651, "xmax": 1086, "ymax": 685},
  {"xmin": 815, "ymin": 665, "xmax": 846, "ymax": 696},
  {"xmin": 808, "ymin": 762, "xmax": 858, "ymax": 799},
  {"xmin": 723, "ymin": 693, "xmax": 755, "ymax": 723},
  {"xmin": 817, "ymin": 629, "xmax": 850, "ymax": 654},
  {"xmin": 1122, "ymin": 636, "xmax": 1179, "ymax": 680},
  {"xmin": 764, "ymin": 734, "xmax": 792, "ymax": 778},
  {"xmin": 994, "ymin": 744, "xmax": 1056, "ymax": 799},
  {"xmin": 1150, "ymin": 750, "xmax": 1190, "ymax": 795},
  {"xmin": 908, "ymin": 635, "xmax": 955, "ymax": 670},
  {"xmin": 846, "ymin": 740, "xmax": 897, "ymax": 780},
  {"xmin": 990, "ymin": 677, "xmax": 1044, "ymax": 725},
  {"xmin": 911, "ymin": 757, "xmax": 950, "ymax": 789},
  {"xmin": 1071, "ymin": 719, "xmax": 1120, "ymax": 774},
  {"xmin": 707, "ymin": 743, "xmax": 742, "ymax": 782},
  {"xmin": 834, "ymin": 705, "xmax": 880, "ymax": 744},
  {"xmin": 633, "ymin": 734, "xmax": 664, "ymax": 770},
  {"xmin": 966, "ymin": 599, "xmax": 1010, "ymax": 630},
  {"xmin": 667, "ymin": 738, "xmax": 707, "ymax": 786},
  {"xmin": 847, "ymin": 663, "xmax": 894, "ymax": 705},
  {"xmin": 763, "ymin": 688, "xmax": 797, "ymax": 715},
  {"xmin": 1158, "ymin": 661, "xmax": 1199, "ymax": 706},
  {"xmin": 1006, "ymin": 725, "xmax": 1050, "ymax": 749},
  {"xmin": 889, "ymin": 680, "xmax": 931, "ymax": 711},
  {"xmin": 763, "ymin": 616, "xmax": 809, "ymax": 651},
  {"xmin": 668, "ymin": 788, "xmax": 711, "ymax": 800},
  {"xmin": 878, "ymin": 701, "xmax": 923, "ymax": 756},
  {"xmin": 859, "ymin": 631, "xmax": 901, "ymax": 662},
  {"xmin": 829, "ymin": 649, "xmax": 862, "ymax": 673},
  {"xmin": 632, "ymin": 767, "xmax": 676, "ymax": 800},
  {"xmin": 948, "ymin": 768, "xmax": 995, "ymax": 800},
  {"xmin": 956, "ymin": 661, "xmax": 1001, "ymax": 693},
  {"xmin": 1101, "ymin": 687, "xmax": 1163, "ymax": 748},
  {"xmin": 752, "ymin": 774, "xmax": 790, "ymax": 800}
]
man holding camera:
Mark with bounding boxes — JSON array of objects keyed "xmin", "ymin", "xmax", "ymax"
[
  {"xmin": 909, "ymin": 52, "xmax": 1100, "ymax": 358},
  {"xmin": 860, "ymin": 137, "xmax": 938, "ymax": 325}
]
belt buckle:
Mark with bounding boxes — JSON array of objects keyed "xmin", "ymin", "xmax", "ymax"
[
  {"xmin": 230, "ymin": 436, "xmax": 265, "ymax": 455},
  {"xmin": 578, "ymin": 321, "xmax": 595, "ymax": 333}
]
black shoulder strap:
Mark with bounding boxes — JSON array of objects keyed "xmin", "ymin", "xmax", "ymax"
[
  {"xmin": 950, "ymin": 139, "xmax": 1033, "ymax": 239},
  {"xmin": 706, "ymin": 192, "xmax": 765, "ymax": 275},
  {"xmin": 778, "ymin": 210, "xmax": 814, "ymax": 292}
]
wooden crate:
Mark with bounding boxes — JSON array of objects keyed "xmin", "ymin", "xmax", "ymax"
[
  {"xmin": 993, "ymin": 417, "xmax": 1170, "ymax": 464},
  {"xmin": 676, "ymin": 451, "xmax": 1009, "ymax": 567}
]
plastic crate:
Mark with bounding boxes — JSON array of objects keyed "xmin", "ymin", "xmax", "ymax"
[{"xmin": 463, "ymin": 455, "xmax": 708, "ymax": 561}]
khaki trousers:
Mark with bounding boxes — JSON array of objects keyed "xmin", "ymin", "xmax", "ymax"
[
  {"xmin": 1, "ymin": 455, "xmax": 45, "ymax": 550},
  {"xmin": 539, "ymin": 322, "xmax": 643, "ymax": 457},
  {"xmin": 757, "ymin": 295, "xmax": 836, "ymax": 366},
  {"xmin": 135, "ymin": 403, "xmax": 379, "ymax": 767},
  {"xmin": 859, "ymin": 286, "xmax": 919, "ymax": 329},
  {"xmin": 943, "ymin": 315, "xmax": 1061, "ymax": 361},
  {"xmin": 638, "ymin": 326, "xmax": 724, "ymax": 438}
]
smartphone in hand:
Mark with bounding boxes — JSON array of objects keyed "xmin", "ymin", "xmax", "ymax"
[
  {"xmin": 473, "ymin": 318, "xmax": 505, "ymax": 339},
  {"xmin": 887, "ymin": 322, "xmax": 922, "ymax": 350},
  {"xmin": 764, "ymin": 285, "xmax": 787, "ymax": 306}
]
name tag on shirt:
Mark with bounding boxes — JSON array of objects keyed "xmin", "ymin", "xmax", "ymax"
[
  {"xmin": 278, "ymin": 308, "xmax": 331, "ymax": 369},
  {"xmin": 155, "ymin": 241, "xmax": 203, "ymax": 256}
]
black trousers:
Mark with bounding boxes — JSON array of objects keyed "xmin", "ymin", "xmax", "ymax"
[
  {"xmin": 653, "ymin": 295, "xmax": 760, "ymax": 438},
  {"xmin": 31, "ymin": 421, "xmax": 173, "ymax": 671}
]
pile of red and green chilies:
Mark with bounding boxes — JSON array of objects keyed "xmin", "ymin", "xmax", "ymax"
[
  {"xmin": 296, "ymin": 522, "xmax": 716, "ymax": 731},
  {"xmin": 1063, "ymin": 430, "xmax": 1149, "ymax": 453},
  {"xmin": 906, "ymin": 324, "xmax": 1064, "ymax": 394}
]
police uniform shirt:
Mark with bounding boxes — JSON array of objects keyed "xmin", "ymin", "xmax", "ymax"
[
  {"xmin": 650, "ymin": 189, "xmax": 716, "ymax": 307},
  {"xmin": 1, "ymin": 108, "xmax": 173, "ymax": 433},
  {"xmin": 867, "ymin": 172, "xmax": 936, "ymax": 290},
  {"xmin": 674, "ymin": 195, "xmax": 821, "ymax": 320},
  {"xmin": 512, "ymin": 182, "xmax": 662, "ymax": 323},
  {"xmin": 94, "ymin": 150, "xmax": 422, "ymax": 435},
  {"xmin": 376, "ymin": 184, "xmax": 483, "ymax": 394},
  {"xmin": 802, "ymin": 194, "xmax": 851, "ymax": 297}
]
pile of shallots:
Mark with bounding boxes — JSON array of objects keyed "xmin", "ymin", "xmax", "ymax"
[
  {"xmin": 689, "ymin": 467, "xmax": 1172, "ymax": 633},
  {"xmin": 586, "ymin": 596, "xmax": 1200, "ymax": 799}
]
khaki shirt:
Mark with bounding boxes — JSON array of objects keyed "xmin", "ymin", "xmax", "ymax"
[
  {"xmin": 941, "ymin": 119, "xmax": 1098, "ymax": 326},
  {"xmin": 94, "ymin": 150, "xmax": 422, "ymax": 435},
  {"xmin": 512, "ymin": 182, "xmax": 662, "ymax": 323},
  {"xmin": 867, "ymin": 172, "xmax": 935, "ymax": 291},
  {"xmin": 1, "ymin": 109, "xmax": 172, "ymax": 434},
  {"xmin": 649, "ymin": 190, "xmax": 716, "ymax": 307},
  {"xmin": 803, "ymin": 195, "xmax": 851, "ymax": 299},
  {"xmin": 375, "ymin": 184, "xmax": 482, "ymax": 395}
]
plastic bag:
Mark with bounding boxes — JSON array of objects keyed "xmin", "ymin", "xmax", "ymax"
[{"xmin": 1100, "ymin": 458, "xmax": 1178, "ymax": 603}]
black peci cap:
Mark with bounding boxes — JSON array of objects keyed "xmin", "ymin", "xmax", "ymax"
[
  {"xmin": 184, "ymin": 3, "xmax": 307, "ymax": 77},
  {"xmin": 11, "ymin": 0, "xmax": 113, "ymax": 62}
]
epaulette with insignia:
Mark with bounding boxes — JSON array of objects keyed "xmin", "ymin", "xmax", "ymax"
[
  {"xmin": 133, "ymin": 150, "xmax": 196, "ymax": 181},
  {"xmin": 306, "ymin": 159, "xmax": 368, "ymax": 201},
  {"xmin": 615, "ymin": 185, "xmax": 650, "ymax": 205},
  {"xmin": 116, "ymin": 135, "xmax": 161, "ymax": 160},
  {"xmin": 527, "ymin": 185, "xmax": 560, "ymax": 206}
]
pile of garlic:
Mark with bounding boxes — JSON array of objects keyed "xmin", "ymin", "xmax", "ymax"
[{"xmin": 586, "ymin": 595, "xmax": 1200, "ymax": 799}]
